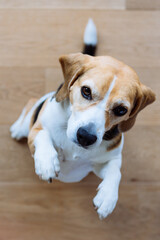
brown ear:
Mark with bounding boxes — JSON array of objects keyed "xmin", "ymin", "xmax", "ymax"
[
  {"xmin": 118, "ymin": 84, "xmax": 156, "ymax": 132},
  {"xmin": 56, "ymin": 53, "xmax": 89, "ymax": 102}
]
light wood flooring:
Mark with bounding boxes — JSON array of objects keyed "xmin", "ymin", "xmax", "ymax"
[{"xmin": 0, "ymin": 1, "xmax": 159, "ymax": 239}]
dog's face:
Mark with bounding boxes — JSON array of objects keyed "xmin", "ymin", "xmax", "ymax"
[{"xmin": 56, "ymin": 53, "xmax": 155, "ymax": 149}]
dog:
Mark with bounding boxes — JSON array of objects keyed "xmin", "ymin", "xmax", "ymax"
[{"xmin": 10, "ymin": 19, "xmax": 155, "ymax": 219}]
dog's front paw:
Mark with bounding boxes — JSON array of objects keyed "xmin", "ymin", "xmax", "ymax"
[
  {"xmin": 93, "ymin": 186, "xmax": 118, "ymax": 220},
  {"xmin": 34, "ymin": 148, "xmax": 60, "ymax": 182}
]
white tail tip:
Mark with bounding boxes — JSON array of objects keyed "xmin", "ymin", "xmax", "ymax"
[{"xmin": 84, "ymin": 18, "xmax": 97, "ymax": 46}]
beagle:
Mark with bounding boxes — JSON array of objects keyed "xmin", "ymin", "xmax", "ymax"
[{"xmin": 10, "ymin": 19, "xmax": 155, "ymax": 219}]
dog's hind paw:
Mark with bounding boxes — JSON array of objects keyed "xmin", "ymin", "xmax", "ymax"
[
  {"xmin": 10, "ymin": 122, "xmax": 25, "ymax": 140},
  {"xmin": 10, "ymin": 108, "xmax": 27, "ymax": 140}
]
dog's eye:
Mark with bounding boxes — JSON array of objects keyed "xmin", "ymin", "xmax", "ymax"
[
  {"xmin": 81, "ymin": 86, "xmax": 92, "ymax": 100},
  {"xmin": 113, "ymin": 106, "xmax": 128, "ymax": 116}
]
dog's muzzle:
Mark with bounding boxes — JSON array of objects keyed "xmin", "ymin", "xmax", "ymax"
[{"xmin": 77, "ymin": 126, "xmax": 97, "ymax": 147}]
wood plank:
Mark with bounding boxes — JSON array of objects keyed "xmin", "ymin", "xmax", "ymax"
[
  {"xmin": 0, "ymin": 182, "xmax": 159, "ymax": 240},
  {"xmin": 130, "ymin": 67, "xmax": 160, "ymax": 126},
  {"xmin": 122, "ymin": 125, "xmax": 160, "ymax": 182},
  {"xmin": 0, "ymin": 124, "xmax": 159, "ymax": 183},
  {"xmin": 0, "ymin": 125, "xmax": 39, "ymax": 183},
  {"xmin": 0, "ymin": 3, "xmax": 159, "ymax": 240},
  {"xmin": 45, "ymin": 67, "xmax": 63, "ymax": 94},
  {"xmin": 126, "ymin": 0, "xmax": 160, "ymax": 10},
  {"xmin": 0, "ymin": 0, "xmax": 125, "ymax": 10},
  {"xmin": 0, "ymin": 67, "xmax": 45, "ymax": 124},
  {"xmin": 0, "ymin": 10, "xmax": 159, "ymax": 68}
]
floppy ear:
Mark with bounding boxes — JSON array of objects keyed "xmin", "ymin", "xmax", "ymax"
[
  {"xmin": 118, "ymin": 84, "xmax": 156, "ymax": 132},
  {"xmin": 56, "ymin": 53, "xmax": 89, "ymax": 102}
]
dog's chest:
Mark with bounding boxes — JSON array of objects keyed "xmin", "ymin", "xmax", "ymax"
[
  {"xmin": 54, "ymin": 138, "xmax": 120, "ymax": 183},
  {"xmin": 56, "ymin": 135, "xmax": 113, "ymax": 164},
  {"xmin": 54, "ymin": 141, "xmax": 106, "ymax": 182},
  {"xmin": 40, "ymin": 98, "xmax": 121, "ymax": 182}
]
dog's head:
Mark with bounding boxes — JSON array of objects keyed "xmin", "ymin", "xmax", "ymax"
[{"xmin": 56, "ymin": 53, "xmax": 155, "ymax": 149}]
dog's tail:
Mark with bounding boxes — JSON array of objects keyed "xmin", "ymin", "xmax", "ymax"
[{"xmin": 83, "ymin": 18, "xmax": 97, "ymax": 56}]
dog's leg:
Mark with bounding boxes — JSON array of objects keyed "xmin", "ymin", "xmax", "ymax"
[
  {"xmin": 92, "ymin": 156, "xmax": 122, "ymax": 219},
  {"xmin": 28, "ymin": 123, "xmax": 60, "ymax": 181},
  {"xmin": 10, "ymin": 98, "xmax": 38, "ymax": 140}
]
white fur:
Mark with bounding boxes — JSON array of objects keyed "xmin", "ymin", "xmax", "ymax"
[
  {"xmin": 84, "ymin": 18, "xmax": 97, "ymax": 46},
  {"xmin": 100, "ymin": 76, "xmax": 117, "ymax": 108},
  {"xmin": 10, "ymin": 107, "xmax": 27, "ymax": 140},
  {"xmin": 11, "ymin": 84, "xmax": 123, "ymax": 219},
  {"xmin": 10, "ymin": 92, "xmax": 55, "ymax": 139},
  {"xmin": 34, "ymin": 130, "xmax": 60, "ymax": 180},
  {"xmin": 93, "ymin": 157, "xmax": 122, "ymax": 219},
  {"xmin": 40, "ymin": 97, "xmax": 123, "ymax": 218},
  {"xmin": 67, "ymin": 76, "xmax": 117, "ymax": 146}
]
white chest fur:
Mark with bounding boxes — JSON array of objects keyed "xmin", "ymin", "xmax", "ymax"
[{"xmin": 39, "ymin": 97, "xmax": 123, "ymax": 182}]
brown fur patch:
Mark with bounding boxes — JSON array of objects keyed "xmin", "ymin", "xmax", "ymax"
[
  {"xmin": 28, "ymin": 121, "xmax": 42, "ymax": 155},
  {"xmin": 21, "ymin": 98, "xmax": 38, "ymax": 124},
  {"xmin": 28, "ymin": 99, "xmax": 49, "ymax": 155},
  {"xmin": 29, "ymin": 99, "xmax": 48, "ymax": 129},
  {"xmin": 72, "ymin": 101, "xmax": 99, "ymax": 112},
  {"xmin": 105, "ymin": 111, "xmax": 110, "ymax": 129},
  {"xmin": 107, "ymin": 134, "xmax": 122, "ymax": 151}
]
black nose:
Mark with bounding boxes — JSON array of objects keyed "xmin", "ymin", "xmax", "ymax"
[{"xmin": 77, "ymin": 127, "xmax": 97, "ymax": 147}]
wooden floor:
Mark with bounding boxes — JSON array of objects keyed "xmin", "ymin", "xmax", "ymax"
[{"xmin": 0, "ymin": 1, "xmax": 160, "ymax": 239}]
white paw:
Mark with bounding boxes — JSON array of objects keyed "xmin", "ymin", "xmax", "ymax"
[
  {"xmin": 10, "ymin": 108, "xmax": 26, "ymax": 140},
  {"xmin": 93, "ymin": 186, "xmax": 118, "ymax": 219},
  {"xmin": 34, "ymin": 147, "xmax": 60, "ymax": 182},
  {"xmin": 10, "ymin": 121, "xmax": 24, "ymax": 140}
]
